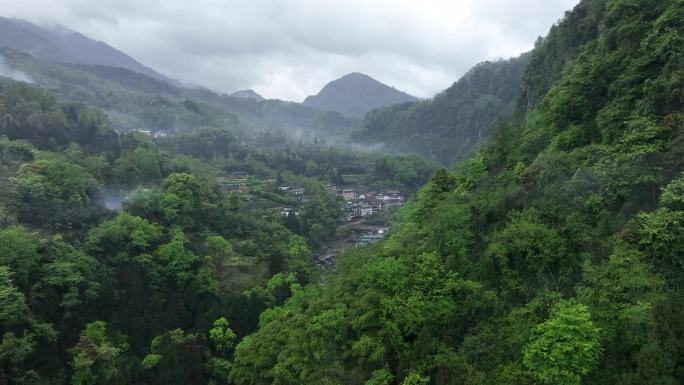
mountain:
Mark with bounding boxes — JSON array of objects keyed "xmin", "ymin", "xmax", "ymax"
[
  {"xmin": 231, "ymin": 89, "xmax": 264, "ymax": 101},
  {"xmin": 303, "ymin": 72, "xmax": 419, "ymax": 116},
  {"xmin": 0, "ymin": 47, "xmax": 356, "ymax": 139},
  {"xmin": 355, "ymin": 53, "xmax": 531, "ymax": 164},
  {"xmin": 0, "ymin": 47, "xmax": 238, "ymax": 132},
  {"xmin": 231, "ymin": 0, "xmax": 684, "ymax": 384},
  {"xmin": 0, "ymin": 17, "xmax": 173, "ymax": 82}
]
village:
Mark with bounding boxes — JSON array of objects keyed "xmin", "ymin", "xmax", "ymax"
[
  {"xmin": 217, "ymin": 169, "xmax": 407, "ymax": 267},
  {"xmin": 325, "ymin": 183, "xmax": 405, "ymax": 221},
  {"xmin": 278, "ymin": 183, "xmax": 405, "ymax": 268},
  {"xmin": 276, "ymin": 183, "xmax": 406, "ymax": 223}
]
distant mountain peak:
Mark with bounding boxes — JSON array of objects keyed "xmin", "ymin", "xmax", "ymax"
[
  {"xmin": 339, "ymin": 72, "xmax": 373, "ymax": 80},
  {"xmin": 231, "ymin": 89, "xmax": 264, "ymax": 101},
  {"xmin": 303, "ymin": 72, "xmax": 418, "ymax": 116}
]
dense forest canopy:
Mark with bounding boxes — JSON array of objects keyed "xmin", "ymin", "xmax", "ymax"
[
  {"xmin": 231, "ymin": 0, "xmax": 684, "ymax": 384},
  {"xmin": 355, "ymin": 53, "xmax": 532, "ymax": 164},
  {"xmin": 0, "ymin": 46, "xmax": 357, "ymax": 141},
  {"xmin": 0, "ymin": 74, "xmax": 437, "ymax": 384},
  {"xmin": 0, "ymin": 0, "xmax": 683, "ymax": 384}
]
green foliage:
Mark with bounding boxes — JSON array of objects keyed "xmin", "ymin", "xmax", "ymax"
[
  {"xmin": 636, "ymin": 208, "xmax": 684, "ymax": 275},
  {"xmin": 155, "ymin": 228, "xmax": 199, "ymax": 286},
  {"xmin": 70, "ymin": 321, "xmax": 126, "ymax": 385},
  {"xmin": 365, "ymin": 368, "xmax": 393, "ymax": 385},
  {"xmin": 143, "ymin": 329, "xmax": 206, "ymax": 385},
  {"xmin": 373, "ymin": 154, "xmax": 440, "ymax": 189},
  {"xmin": 86, "ymin": 212, "xmax": 162, "ymax": 260},
  {"xmin": 230, "ymin": 1, "xmax": 684, "ymax": 384},
  {"xmin": 208, "ymin": 317, "xmax": 236, "ymax": 353},
  {"xmin": 114, "ymin": 146, "xmax": 162, "ymax": 185},
  {"xmin": 228, "ymin": 191, "xmax": 240, "ymax": 212},
  {"xmin": 0, "ymin": 226, "xmax": 40, "ymax": 291},
  {"xmin": 401, "ymin": 372, "xmax": 430, "ymax": 385},
  {"xmin": 523, "ymin": 301, "xmax": 602, "ymax": 385},
  {"xmin": 356, "ymin": 54, "xmax": 531, "ymax": 164},
  {"xmin": 0, "ymin": 0, "xmax": 682, "ymax": 383},
  {"xmin": 660, "ymin": 174, "xmax": 684, "ymax": 210},
  {"xmin": 0, "ymin": 81, "xmax": 118, "ymax": 151},
  {"xmin": 484, "ymin": 208, "xmax": 572, "ymax": 300},
  {"xmin": 141, "ymin": 354, "xmax": 161, "ymax": 369},
  {"xmin": 0, "ymin": 266, "xmax": 30, "ymax": 327}
]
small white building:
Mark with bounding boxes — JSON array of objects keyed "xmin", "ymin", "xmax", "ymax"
[
  {"xmin": 361, "ymin": 205, "xmax": 374, "ymax": 217},
  {"xmin": 135, "ymin": 128, "xmax": 152, "ymax": 136},
  {"xmin": 281, "ymin": 207, "xmax": 300, "ymax": 217},
  {"xmin": 279, "ymin": 186, "xmax": 305, "ymax": 195},
  {"xmin": 342, "ymin": 189, "xmax": 356, "ymax": 201}
]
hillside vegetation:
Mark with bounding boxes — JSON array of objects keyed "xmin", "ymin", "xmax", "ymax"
[
  {"xmin": 0, "ymin": 0, "xmax": 682, "ymax": 384},
  {"xmin": 0, "ymin": 74, "xmax": 438, "ymax": 385},
  {"xmin": 0, "ymin": 17, "xmax": 170, "ymax": 81},
  {"xmin": 354, "ymin": 54, "xmax": 531, "ymax": 164},
  {"xmin": 0, "ymin": 47, "xmax": 356, "ymax": 139},
  {"xmin": 231, "ymin": 1, "xmax": 684, "ymax": 384}
]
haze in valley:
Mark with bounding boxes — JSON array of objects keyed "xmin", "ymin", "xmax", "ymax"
[{"xmin": 0, "ymin": 0, "xmax": 578, "ymax": 100}]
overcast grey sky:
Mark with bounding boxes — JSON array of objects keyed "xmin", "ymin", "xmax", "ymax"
[{"xmin": 0, "ymin": 0, "xmax": 579, "ymax": 101}]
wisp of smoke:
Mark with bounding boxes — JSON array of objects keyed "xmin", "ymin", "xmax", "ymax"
[{"xmin": 0, "ymin": 56, "xmax": 34, "ymax": 83}]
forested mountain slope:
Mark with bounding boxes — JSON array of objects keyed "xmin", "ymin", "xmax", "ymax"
[
  {"xmin": 0, "ymin": 76, "xmax": 438, "ymax": 384},
  {"xmin": 0, "ymin": 47, "xmax": 356, "ymax": 138},
  {"xmin": 355, "ymin": 54, "xmax": 531, "ymax": 164},
  {"xmin": 231, "ymin": 1, "xmax": 684, "ymax": 384},
  {"xmin": 303, "ymin": 72, "xmax": 419, "ymax": 117},
  {"xmin": 0, "ymin": 17, "xmax": 172, "ymax": 82}
]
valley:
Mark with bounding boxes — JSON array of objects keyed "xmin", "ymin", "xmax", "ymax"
[{"xmin": 0, "ymin": 1, "xmax": 682, "ymax": 384}]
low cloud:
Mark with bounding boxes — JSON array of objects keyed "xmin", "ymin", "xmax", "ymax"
[
  {"xmin": 0, "ymin": 0, "xmax": 578, "ymax": 100},
  {"xmin": 0, "ymin": 56, "xmax": 33, "ymax": 83}
]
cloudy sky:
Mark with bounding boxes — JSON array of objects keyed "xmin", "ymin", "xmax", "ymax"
[{"xmin": 1, "ymin": 0, "xmax": 579, "ymax": 101}]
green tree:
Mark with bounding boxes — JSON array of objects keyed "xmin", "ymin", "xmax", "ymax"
[
  {"xmin": 0, "ymin": 226, "xmax": 40, "ymax": 291},
  {"xmin": 401, "ymin": 372, "xmax": 429, "ymax": 385},
  {"xmin": 114, "ymin": 146, "xmax": 162, "ymax": 185},
  {"xmin": 70, "ymin": 321, "xmax": 126, "ymax": 385},
  {"xmin": 160, "ymin": 173, "xmax": 202, "ymax": 228},
  {"xmin": 305, "ymin": 160, "xmax": 320, "ymax": 177},
  {"xmin": 228, "ymin": 191, "xmax": 240, "ymax": 212},
  {"xmin": 155, "ymin": 228, "xmax": 199, "ymax": 286},
  {"xmin": 142, "ymin": 329, "xmax": 205, "ymax": 385},
  {"xmin": 85, "ymin": 212, "xmax": 162, "ymax": 261},
  {"xmin": 209, "ymin": 317, "xmax": 236, "ymax": 354},
  {"xmin": 523, "ymin": 300, "xmax": 602, "ymax": 385},
  {"xmin": 0, "ymin": 266, "xmax": 57, "ymax": 384}
]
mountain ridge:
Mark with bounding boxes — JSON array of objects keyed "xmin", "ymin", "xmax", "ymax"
[
  {"xmin": 355, "ymin": 54, "xmax": 531, "ymax": 164},
  {"xmin": 0, "ymin": 17, "xmax": 174, "ymax": 83},
  {"xmin": 231, "ymin": 89, "xmax": 264, "ymax": 101}
]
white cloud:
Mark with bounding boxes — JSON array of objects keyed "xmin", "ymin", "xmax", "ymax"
[
  {"xmin": 0, "ymin": 56, "xmax": 33, "ymax": 83},
  {"xmin": 0, "ymin": 0, "xmax": 579, "ymax": 101}
]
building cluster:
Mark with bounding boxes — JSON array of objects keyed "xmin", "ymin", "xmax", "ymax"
[
  {"xmin": 278, "ymin": 186, "xmax": 306, "ymax": 195},
  {"xmin": 280, "ymin": 207, "xmax": 301, "ymax": 217},
  {"xmin": 277, "ymin": 186, "xmax": 308, "ymax": 217},
  {"xmin": 356, "ymin": 229, "xmax": 387, "ymax": 246},
  {"xmin": 134, "ymin": 128, "xmax": 169, "ymax": 138},
  {"xmin": 326, "ymin": 184, "xmax": 405, "ymax": 221}
]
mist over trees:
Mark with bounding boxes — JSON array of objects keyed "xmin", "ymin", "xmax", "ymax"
[
  {"xmin": 0, "ymin": 0, "xmax": 683, "ymax": 383},
  {"xmin": 355, "ymin": 54, "xmax": 531, "ymax": 164}
]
